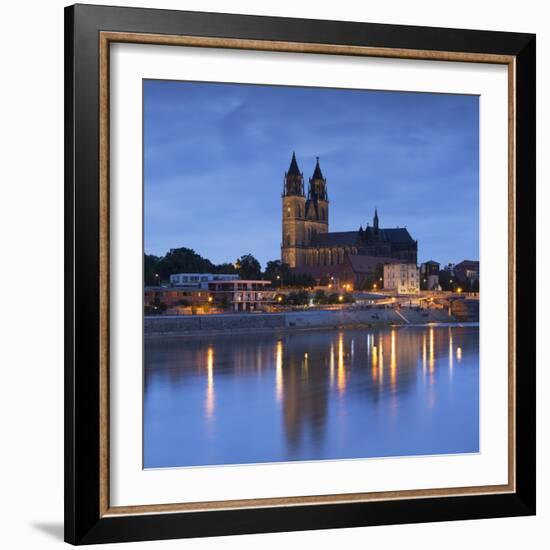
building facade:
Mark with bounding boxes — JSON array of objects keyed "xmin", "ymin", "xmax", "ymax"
[
  {"xmin": 420, "ymin": 260, "xmax": 440, "ymax": 290},
  {"xmin": 208, "ymin": 279, "xmax": 275, "ymax": 312},
  {"xmin": 383, "ymin": 263, "xmax": 420, "ymax": 294},
  {"xmin": 170, "ymin": 272, "xmax": 239, "ymax": 289},
  {"xmin": 148, "ymin": 275, "xmax": 275, "ymax": 313},
  {"xmin": 453, "ymin": 260, "xmax": 480, "ymax": 284},
  {"xmin": 281, "ymin": 153, "xmax": 418, "ymax": 275}
]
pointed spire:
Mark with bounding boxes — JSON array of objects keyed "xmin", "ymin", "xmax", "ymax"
[
  {"xmin": 287, "ymin": 151, "xmax": 301, "ymax": 176},
  {"xmin": 373, "ymin": 207, "xmax": 379, "ymax": 230},
  {"xmin": 284, "ymin": 152, "xmax": 304, "ymax": 196},
  {"xmin": 312, "ymin": 156, "xmax": 324, "ymax": 180}
]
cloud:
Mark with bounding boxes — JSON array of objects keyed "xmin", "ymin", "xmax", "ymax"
[{"xmin": 144, "ymin": 81, "xmax": 479, "ymax": 266}]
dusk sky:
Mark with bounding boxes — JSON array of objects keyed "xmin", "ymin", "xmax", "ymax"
[{"xmin": 144, "ymin": 79, "xmax": 479, "ymax": 268}]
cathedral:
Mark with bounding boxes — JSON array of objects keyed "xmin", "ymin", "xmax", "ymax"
[{"xmin": 281, "ymin": 153, "xmax": 418, "ymax": 281}]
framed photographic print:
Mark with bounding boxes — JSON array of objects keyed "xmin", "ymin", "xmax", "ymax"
[{"xmin": 64, "ymin": 3, "xmax": 536, "ymax": 545}]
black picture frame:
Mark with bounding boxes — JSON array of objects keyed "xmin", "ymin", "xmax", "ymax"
[{"xmin": 65, "ymin": 3, "xmax": 536, "ymax": 545}]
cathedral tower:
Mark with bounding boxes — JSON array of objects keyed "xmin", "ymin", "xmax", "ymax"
[
  {"xmin": 303, "ymin": 156, "xmax": 329, "ymax": 246},
  {"xmin": 281, "ymin": 153, "xmax": 307, "ymax": 268}
]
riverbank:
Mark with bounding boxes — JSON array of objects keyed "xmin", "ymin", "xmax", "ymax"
[{"xmin": 144, "ymin": 307, "xmax": 456, "ymax": 338}]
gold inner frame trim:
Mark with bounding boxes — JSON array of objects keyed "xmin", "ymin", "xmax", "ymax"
[{"xmin": 98, "ymin": 31, "xmax": 516, "ymax": 518}]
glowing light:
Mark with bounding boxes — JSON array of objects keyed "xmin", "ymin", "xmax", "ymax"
[
  {"xmin": 422, "ymin": 333, "xmax": 427, "ymax": 375},
  {"xmin": 330, "ymin": 343, "xmax": 335, "ymax": 388},
  {"xmin": 457, "ymin": 347, "xmax": 462, "ymax": 361},
  {"xmin": 205, "ymin": 346, "xmax": 215, "ymax": 419},
  {"xmin": 275, "ymin": 340, "xmax": 283, "ymax": 402},
  {"xmin": 390, "ymin": 329, "xmax": 397, "ymax": 387},
  {"xmin": 378, "ymin": 335, "xmax": 384, "ymax": 381},
  {"xmin": 448, "ymin": 328, "xmax": 454, "ymax": 373},
  {"xmin": 429, "ymin": 327, "xmax": 435, "ymax": 374},
  {"xmin": 338, "ymin": 295, "xmax": 343, "ymax": 302},
  {"xmin": 367, "ymin": 334, "xmax": 371, "ymax": 358},
  {"xmin": 337, "ymin": 333, "xmax": 346, "ymax": 394}
]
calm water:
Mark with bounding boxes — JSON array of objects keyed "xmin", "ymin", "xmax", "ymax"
[{"xmin": 144, "ymin": 324, "xmax": 479, "ymax": 468}]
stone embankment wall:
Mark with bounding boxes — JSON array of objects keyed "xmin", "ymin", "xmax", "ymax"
[{"xmin": 144, "ymin": 307, "xmax": 454, "ymax": 337}]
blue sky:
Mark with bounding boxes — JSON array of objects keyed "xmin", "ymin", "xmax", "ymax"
[{"xmin": 144, "ymin": 80, "xmax": 479, "ymax": 268}]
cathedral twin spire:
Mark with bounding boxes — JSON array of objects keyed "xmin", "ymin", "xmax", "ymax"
[{"xmin": 284, "ymin": 152, "xmax": 327, "ymax": 200}]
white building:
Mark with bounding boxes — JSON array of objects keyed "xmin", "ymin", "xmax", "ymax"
[
  {"xmin": 170, "ymin": 273, "xmax": 239, "ymax": 290},
  {"xmin": 383, "ymin": 263, "xmax": 420, "ymax": 294}
]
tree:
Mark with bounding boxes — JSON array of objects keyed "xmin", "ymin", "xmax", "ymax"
[
  {"xmin": 313, "ymin": 289, "xmax": 328, "ymax": 305},
  {"xmin": 235, "ymin": 254, "xmax": 262, "ymax": 280},
  {"xmin": 296, "ymin": 290, "xmax": 309, "ymax": 305},
  {"xmin": 144, "ymin": 254, "xmax": 161, "ymax": 286},
  {"xmin": 159, "ymin": 247, "xmax": 216, "ymax": 278},
  {"xmin": 288, "ymin": 272, "xmax": 315, "ymax": 288},
  {"xmin": 358, "ymin": 275, "xmax": 375, "ymax": 291},
  {"xmin": 264, "ymin": 260, "xmax": 291, "ymax": 286},
  {"xmin": 143, "ymin": 247, "xmax": 237, "ymax": 286},
  {"xmin": 286, "ymin": 290, "xmax": 309, "ymax": 306},
  {"xmin": 144, "ymin": 296, "xmax": 168, "ymax": 315},
  {"xmin": 213, "ymin": 262, "xmax": 237, "ymax": 275}
]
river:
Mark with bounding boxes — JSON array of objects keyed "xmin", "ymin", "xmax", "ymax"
[{"xmin": 144, "ymin": 323, "xmax": 479, "ymax": 468}]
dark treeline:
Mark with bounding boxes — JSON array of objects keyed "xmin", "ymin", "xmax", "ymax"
[{"xmin": 144, "ymin": 247, "xmax": 314, "ymax": 287}]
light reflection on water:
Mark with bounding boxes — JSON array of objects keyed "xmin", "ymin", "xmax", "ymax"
[{"xmin": 144, "ymin": 324, "xmax": 479, "ymax": 468}]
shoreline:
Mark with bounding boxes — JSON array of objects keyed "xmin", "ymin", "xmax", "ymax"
[
  {"xmin": 144, "ymin": 320, "xmax": 478, "ymax": 340},
  {"xmin": 144, "ymin": 308, "xmax": 474, "ymax": 339}
]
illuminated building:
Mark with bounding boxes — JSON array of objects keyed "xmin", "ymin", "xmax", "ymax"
[{"xmin": 280, "ymin": 153, "xmax": 418, "ymax": 283}]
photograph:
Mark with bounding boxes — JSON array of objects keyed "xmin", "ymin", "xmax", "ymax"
[
  {"xmin": 57, "ymin": 2, "xmax": 538, "ymax": 545},
  {"xmin": 142, "ymin": 80, "xmax": 481, "ymax": 469}
]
